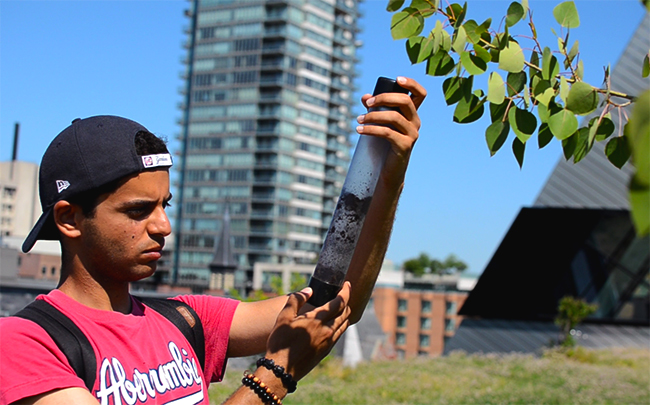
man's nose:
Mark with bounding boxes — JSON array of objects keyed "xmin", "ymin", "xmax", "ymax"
[{"xmin": 149, "ymin": 206, "xmax": 172, "ymax": 237}]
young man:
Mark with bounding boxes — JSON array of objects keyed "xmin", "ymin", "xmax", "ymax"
[{"xmin": 0, "ymin": 77, "xmax": 426, "ymax": 404}]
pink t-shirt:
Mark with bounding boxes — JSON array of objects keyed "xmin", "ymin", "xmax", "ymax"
[{"xmin": 0, "ymin": 290, "xmax": 239, "ymax": 405}]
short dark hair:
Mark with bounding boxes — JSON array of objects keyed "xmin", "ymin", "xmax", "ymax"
[{"xmin": 67, "ymin": 131, "xmax": 168, "ymax": 217}]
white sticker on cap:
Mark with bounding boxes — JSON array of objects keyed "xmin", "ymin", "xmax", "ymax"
[
  {"xmin": 142, "ymin": 153, "xmax": 173, "ymax": 168},
  {"xmin": 56, "ymin": 180, "xmax": 70, "ymax": 193}
]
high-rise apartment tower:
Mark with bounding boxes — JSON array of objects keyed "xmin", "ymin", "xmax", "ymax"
[{"xmin": 173, "ymin": 0, "xmax": 361, "ymax": 286}]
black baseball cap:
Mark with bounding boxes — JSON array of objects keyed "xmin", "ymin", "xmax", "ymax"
[{"xmin": 22, "ymin": 115, "xmax": 173, "ymax": 253}]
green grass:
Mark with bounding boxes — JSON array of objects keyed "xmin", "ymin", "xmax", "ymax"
[{"xmin": 209, "ymin": 347, "xmax": 650, "ymax": 404}]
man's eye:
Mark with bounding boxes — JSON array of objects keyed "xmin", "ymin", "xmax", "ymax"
[{"xmin": 127, "ymin": 207, "xmax": 147, "ymax": 216}]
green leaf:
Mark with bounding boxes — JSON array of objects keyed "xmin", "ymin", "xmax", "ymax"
[
  {"xmin": 529, "ymin": 50, "xmax": 540, "ymax": 69},
  {"xmin": 463, "ymin": 20, "xmax": 480, "ymax": 44},
  {"xmin": 460, "ymin": 51, "xmax": 487, "ymax": 75},
  {"xmin": 486, "ymin": 120, "xmax": 510, "ymax": 156},
  {"xmin": 489, "ymin": 100, "xmax": 509, "ymax": 122},
  {"xmin": 391, "ymin": 7, "xmax": 425, "ymax": 40},
  {"xmin": 499, "ymin": 40, "xmax": 525, "ymax": 73},
  {"xmin": 548, "ymin": 109, "xmax": 579, "ymax": 140},
  {"xmin": 605, "ymin": 135, "xmax": 631, "ymax": 169},
  {"xmin": 553, "ymin": 1, "xmax": 580, "ymax": 29},
  {"xmin": 431, "ymin": 20, "xmax": 443, "ymax": 53},
  {"xmin": 452, "ymin": 26, "xmax": 468, "ymax": 53},
  {"xmin": 643, "ymin": 53, "xmax": 650, "ymax": 78},
  {"xmin": 487, "ymin": 72, "xmax": 505, "ymax": 104},
  {"xmin": 626, "ymin": 89, "xmax": 650, "ymax": 235},
  {"xmin": 446, "ymin": 3, "xmax": 467, "ymax": 29},
  {"xmin": 410, "ymin": 0, "xmax": 437, "ymax": 17},
  {"xmin": 538, "ymin": 123, "xmax": 553, "ymax": 148},
  {"xmin": 542, "ymin": 47, "xmax": 559, "ymax": 81},
  {"xmin": 506, "ymin": 71, "xmax": 526, "ymax": 96},
  {"xmin": 562, "ymin": 131, "xmax": 577, "ymax": 160},
  {"xmin": 442, "ymin": 76, "xmax": 472, "ymax": 105},
  {"xmin": 479, "ymin": 18, "xmax": 492, "ymax": 44},
  {"xmin": 536, "ymin": 86, "xmax": 556, "ymax": 107},
  {"xmin": 406, "ymin": 36, "xmax": 434, "ymax": 64},
  {"xmin": 427, "ymin": 49, "xmax": 455, "ymax": 76},
  {"xmin": 559, "ymin": 76, "xmax": 570, "ymax": 103},
  {"xmin": 629, "ymin": 175, "xmax": 649, "ymax": 236},
  {"xmin": 512, "ymin": 137, "xmax": 525, "ymax": 168},
  {"xmin": 508, "ymin": 106, "xmax": 537, "ymax": 143},
  {"xmin": 538, "ymin": 100, "xmax": 562, "ymax": 123},
  {"xmin": 453, "ymin": 93, "xmax": 485, "ymax": 123},
  {"xmin": 572, "ymin": 127, "xmax": 592, "ymax": 163},
  {"xmin": 506, "ymin": 2, "xmax": 525, "ymax": 27},
  {"xmin": 473, "ymin": 44, "xmax": 491, "ymax": 63},
  {"xmin": 589, "ymin": 116, "xmax": 615, "ymax": 142},
  {"xmin": 576, "ymin": 60, "xmax": 584, "ymax": 80},
  {"xmin": 387, "ymin": 0, "xmax": 406, "ymax": 12},
  {"xmin": 521, "ymin": 0, "xmax": 529, "ymax": 15},
  {"xmin": 439, "ymin": 25, "xmax": 452, "ymax": 52},
  {"xmin": 565, "ymin": 40, "xmax": 579, "ymax": 69},
  {"xmin": 566, "ymin": 81, "xmax": 598, "ymax": 115}
]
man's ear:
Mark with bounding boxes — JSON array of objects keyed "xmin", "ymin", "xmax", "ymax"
[{"xmin": 53, "ymin": 200, "xmax": 83, "ymax": 239}]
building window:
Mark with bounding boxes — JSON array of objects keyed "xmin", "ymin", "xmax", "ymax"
[
  {"xmin": 446, "ymin": 301, "xmax": 457, "ymax": 315},
  {"xmin": 397, "ymin": 316, "xmax": 406, "ymax": 328},
  {"xmin": 419, "ymin": 334, "xmax": 430, "ymax": 347},
  {"xmin": 445, "ymin": 318, "xmax": 456, "ymax": 332},
  {"xmin": 420, "ymin": 317, "xmax": 431, "ymax": 330},
  {"xmin": 51, "ymin": 267, "xmax": 56, "ymax": 276},
  {"xmin": 398, "ymin": 299, "xmax": 407, "ymax": 312},
  {"xmin": 395, "ymin": 332, "xmax": 406, "ymax": 346},
  {"xmin": 421, "ymin": 300, "xmax": 432, "ymax": 313},
  {"xmin": 41, "ymin": 266, "xmax": 47, "ymax": 275},
  {"xmin": 2, "ymin": 187, "xmax": 16, "ymax": 198}
]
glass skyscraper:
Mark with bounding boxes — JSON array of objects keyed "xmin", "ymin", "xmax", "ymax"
[{"xmin": 173, "ymin": 0, "xmax": 361, "ymax": 286}]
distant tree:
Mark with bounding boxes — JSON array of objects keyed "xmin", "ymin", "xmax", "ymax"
[
  {"xmin": 403, "ymin": 252, "xmax": 433, "ymax": 276},
  {"xmin": 555, "ymin": 296, "xmax": 598, "ymax": 347},
  {"xmin": 290, "ymin": 273, "xmax": 308, "ymax": 292},
  {"xmin": 403, "ymin": 253, "xmax": 468, "ymax": 275},
  {"xmin": 270, "ymin": 274, "xmax": 284, "ymax": 295}
]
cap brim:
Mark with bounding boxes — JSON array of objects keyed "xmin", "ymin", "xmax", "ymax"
[{"xmin": 22, "ymin": 208, "xmax": 58, "ymax": 253}]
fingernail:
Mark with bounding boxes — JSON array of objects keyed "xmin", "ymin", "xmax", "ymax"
[
  {"xmin": 301, "ymin": 287, "xmax": 312, "ymax": 294},
  {"xmin": 356, "ymin": 114, "xmax": 365, "ymax": 123},
  {"xmin": 366, "ymin": 97, "xmax": 375, "ymax": 106},
  {"xmin": 397, "ymin": 76, "xmax": 406, "ymax": 84},
  {"xmin": 356, "ymin": 126, "xmax": 364, "ymax": 133}
]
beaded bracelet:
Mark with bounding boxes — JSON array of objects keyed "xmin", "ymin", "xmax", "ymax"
[
  {"xmin": 242, "ymin": 372, "xmax": 283, "ymax": 405},
  {"xmin": 256, "ymin": 357, "xmax": 298, "ymax": 394}
]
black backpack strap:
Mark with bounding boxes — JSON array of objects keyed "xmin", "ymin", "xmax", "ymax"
[
  {"xmin": 136, "ymin": 297, "xmax": 206, "ymax": 372},
  {"xmin": 14, "ymin": 300, "xmax": 96, "ymax": 391}
]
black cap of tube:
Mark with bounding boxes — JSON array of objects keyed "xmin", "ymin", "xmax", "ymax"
[{"xmin": 373, "ymin": 77, "xmax": 410, "ymax": 96}]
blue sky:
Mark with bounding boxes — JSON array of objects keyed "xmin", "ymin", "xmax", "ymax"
[{"xmin": 1, "ymin": 0, "xmax": 645, "ymax": 274}]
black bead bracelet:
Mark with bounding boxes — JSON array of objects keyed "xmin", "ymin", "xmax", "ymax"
[
  {"xmin": 242, "ymin": 372, "xmax": 282, "ymax": 405},
  {"xmin": 256, "ymin": 357, "xmax": 298, "ymax": 394}
]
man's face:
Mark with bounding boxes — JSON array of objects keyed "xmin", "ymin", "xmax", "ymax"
[{"xmin": 77, "ymin": 169, "xmax": 172, "ymax": 283}]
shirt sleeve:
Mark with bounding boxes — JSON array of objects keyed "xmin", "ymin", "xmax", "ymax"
[
  {"xmin": 0, "ymin": 317, "xmax": 86, "ymax": 405},
  {"xmin": 172, "ymin": 295, "xmax": 239, "ymax": 383}
]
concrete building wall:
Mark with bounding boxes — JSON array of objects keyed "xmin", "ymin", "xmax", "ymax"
[{"xmin": 0, "ymin": 161, "xmax": 40, "ymax": 238}]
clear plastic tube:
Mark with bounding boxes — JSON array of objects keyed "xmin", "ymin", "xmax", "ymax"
[{"xmin": 307, "ymin": 77, "xmax": 409, "ymax": 306}]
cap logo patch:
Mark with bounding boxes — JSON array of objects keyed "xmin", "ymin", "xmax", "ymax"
[
  {"xmin": 142, "ymin": 153, "xmax": 173, "ymax": 168},
  {"xmin": 56, "ymin": 180, "xmax": 70, "ymax": 193}
]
